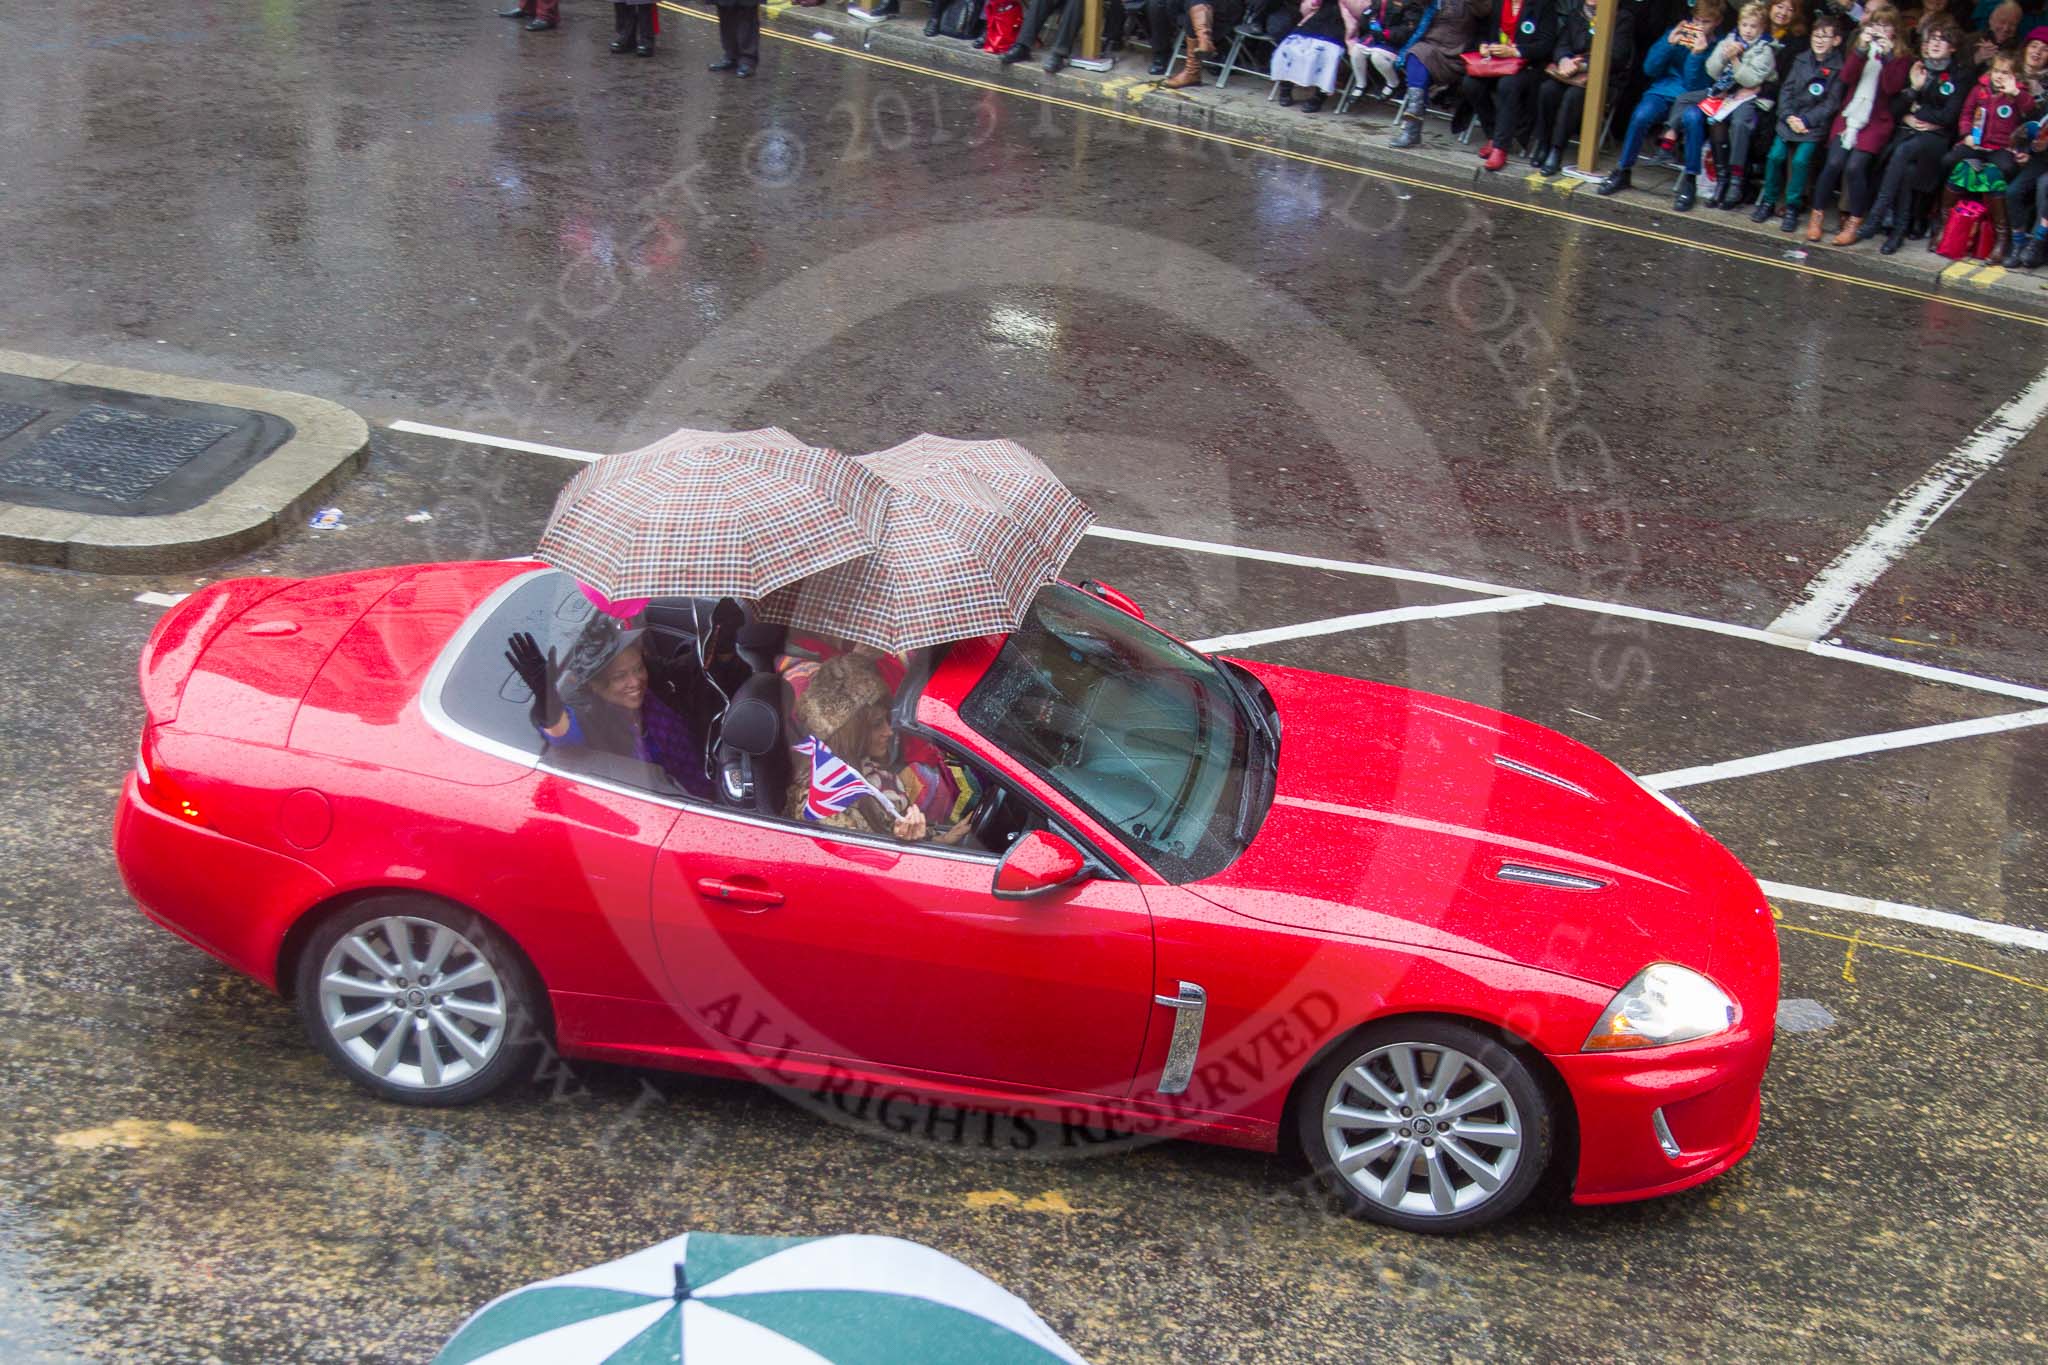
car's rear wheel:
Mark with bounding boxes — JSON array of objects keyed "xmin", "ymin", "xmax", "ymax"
[
  {"xmin": 294, "ymin": 897, "xmax": 539, "ymax": 1106},
  {"xmin": 1298, "ymin": 1017, "xmax": 1552, "ymax": 1234}
]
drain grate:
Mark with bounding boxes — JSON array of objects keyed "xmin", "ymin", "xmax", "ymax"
[
  {"xmin": 0, "ymin": 401, "xmax": 44, "ymax": 442},
  {"xmin": 0, "ymin": 404, "xmax": 237, "ymax": 503}
]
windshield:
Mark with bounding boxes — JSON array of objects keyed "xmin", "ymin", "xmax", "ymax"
[{"xmin": 960, "ymin": 584, "xmax": 1262, "ymax": 882}]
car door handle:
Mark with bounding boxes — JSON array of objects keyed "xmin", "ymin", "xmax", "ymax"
[{"xmin": 695, "ymin": 877, "xmax": 784, "ymax": 908}]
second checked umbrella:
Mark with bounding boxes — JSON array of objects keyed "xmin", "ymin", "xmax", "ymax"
[
  {"xmin": 757, "ymin": 435, "xmax": 1093, "ymax": 652},
  {"xmin": 537, "ymin": 426, "xmax": 888, "ymax": 603}
]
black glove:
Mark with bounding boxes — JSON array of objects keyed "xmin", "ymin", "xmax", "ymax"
[{"xmin": 505, "ymin": 632, "xmax": 564, "ymax": 730}]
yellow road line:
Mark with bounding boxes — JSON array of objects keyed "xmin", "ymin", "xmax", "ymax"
[
  {"xmin": 1778, "ymin": 921, "xmax": 2048, "ymax": 994},
  {"xmin": 657, "ymin": 1, "xmax": 2048, "ymax": 329}
]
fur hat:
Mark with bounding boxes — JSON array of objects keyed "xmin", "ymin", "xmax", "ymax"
[{"xmin": 792, "ymin": 653, "xmax": 891, "ymax": 758}]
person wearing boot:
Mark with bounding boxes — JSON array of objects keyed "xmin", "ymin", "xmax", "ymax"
[
  {"xmin": 1153, "ymin": 0, "xmax": 1230, "ymax": 85},
  {"xmin": 1258, "ymin": 0, "xmax": 1310, "ymax": 97},
  {"xmin": 1390, "ymin": 0, "xmax": 1488, "ymax": 144},
  {"xmin": 1865, "ymin": 19, "xmax": 1971, "ymax": 252},
  {"xmin": 1806, "ymin": 5, "xmax": 1910, "ymax": 245},
  {"xmin": 1673, "ymin": 2, "xmax": 1778, "ymax": 210},
  {"xmin": 1350, "ymin": 0, "xmax": 1427, "ymax": 96},
  {"xmin": 2005, "ymin": 121, "xmax": 2048, "ymax": 261},
  {"xmin": 1597, "ymin": 0, "xmax": 1727, "ymax": 196},
  {"xmin": 1751, "ymin": 11, "xmax": 1845, "ymax": 227},
  {"xmin": 498, "ymin": 0, "xmax": 560, "ymax": 31},
  {"xmin": 1996, "ymin": 30, "xmax": 2048, "ymax": 253},
  {"xmin": 1713, "ymin": 0, "xmax": 1804, "ymax": 207},
  {"xmin": 711, "ymin": 0, "xmax": 762, "ymax": 73},
  {"xmin": 1938, "ymin": 50, "xmax": 2038, "ymax": 257},
  {"xmin": 1153, "ymin": 0, "xmax": 1203, "ymax": 84},
  {"xmin": 611, "ymin": 1, "xmax": 657, "ymax": 54},
  {"xmin": 2009, "ymin": 159, "xmax": 2048, "ymax": 264},
  {"xmin": 1532, "ymin": 0, "xmax": 1635, "ymax": 173},
  {"xmin": 1270, "ymin": 0, "xmax": 1353, "ymax": 111}
]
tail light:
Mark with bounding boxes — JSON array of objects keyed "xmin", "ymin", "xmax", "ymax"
[{"xmin": 137, "ymin": 726, "xmax": 209, "ymax": 828}]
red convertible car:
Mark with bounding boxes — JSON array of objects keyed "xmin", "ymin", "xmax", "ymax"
[{"xmin": 116, "ymin": 560, "xmax": 1777, "ymax": 1233}]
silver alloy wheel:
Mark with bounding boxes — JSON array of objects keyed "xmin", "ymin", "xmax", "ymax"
[
  {"xmin": 316, "ymin": 916, "xmax": 508, "ymax": 1091},
  {"xmin": 1320, "ymin": 1041, "xmax": 1525, "ymax": 1219}
]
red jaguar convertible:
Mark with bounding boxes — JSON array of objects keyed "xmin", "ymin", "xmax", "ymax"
[{"xmin": 116, "ymin": 560, "xmax": 1777, "ymax": 1233}]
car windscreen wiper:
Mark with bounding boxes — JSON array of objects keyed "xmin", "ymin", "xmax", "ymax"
[{"xmin": 1214, "ymin": 658, "xmax": 1273, "ymax": 751}]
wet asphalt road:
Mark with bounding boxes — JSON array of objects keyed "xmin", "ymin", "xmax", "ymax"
[{"xmin": 2, "ymin": 1, "xmax": 2047, "ymax": 1361}]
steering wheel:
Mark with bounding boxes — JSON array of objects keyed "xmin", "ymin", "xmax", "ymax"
[{"xmin": 969, "ymin": 783, "xmax": 1011, "ymax": 846}]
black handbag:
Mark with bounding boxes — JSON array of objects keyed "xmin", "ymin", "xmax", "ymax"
[{"xmin": 937, "ymin": 0, "xmax": 985, "ymax": 40}]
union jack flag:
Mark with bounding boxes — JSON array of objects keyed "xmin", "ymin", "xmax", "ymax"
[{"xmin": 796, "ymin": 736, "xmax": 890, "ymax": 822}]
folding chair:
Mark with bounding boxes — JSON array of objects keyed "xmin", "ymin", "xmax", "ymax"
[{"xmin": 1214, "ymin": 19, "xmax": 1278, "ymax": 88}]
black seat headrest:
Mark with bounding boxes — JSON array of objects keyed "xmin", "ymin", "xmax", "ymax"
[
  {"xmin": 719, "ymin": 673, "xmax": 786, "ymax": 756},
  {"xmin": 733, "ymin": 622, "xmax": 783, "ymax": 669}
]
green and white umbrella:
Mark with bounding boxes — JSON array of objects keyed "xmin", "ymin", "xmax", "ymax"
[{"xmin": 434, "ymin": 1232, "xmax": 1087, "ymax": 1365}]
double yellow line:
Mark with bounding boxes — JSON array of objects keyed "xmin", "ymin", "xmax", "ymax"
[
  {"xmin": 658, "ymin": 0, "xmax": 2048, "ymax": 328},
  {"xmin": 1777, "ymin": 921, "xmax": 2047, "ymax": 995}
]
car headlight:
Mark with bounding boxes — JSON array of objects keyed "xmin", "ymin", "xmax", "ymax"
[{"xmin": 1583, "ymin": 963, "xmax": 1736, "ymax": 1051}]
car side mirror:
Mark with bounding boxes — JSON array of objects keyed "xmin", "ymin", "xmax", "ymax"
[
  {"xmin": 1079, "ymin": 579, "xmax": 1145, "ymax": 620},
  {"xmin": 992, "ymin": 829, "xmax": 1093, "ymax": 900}
]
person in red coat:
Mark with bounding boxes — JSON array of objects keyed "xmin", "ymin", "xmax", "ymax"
[
  {"xmin": 1805, "ymin": 5, "xmax": 1911, "ymax": 244},
  {"xmin": 1937, "ymin": 50, "xmax": 2040, "ymax": 255}
]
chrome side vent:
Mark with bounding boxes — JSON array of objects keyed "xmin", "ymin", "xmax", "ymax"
[
  {"xmin": 1495, "ymin": 863, "xmax": 1608, "ymax": 891},
  {"xmin": 1492, "ymin": 754, "xmax": 1596, "ymax": 799}
]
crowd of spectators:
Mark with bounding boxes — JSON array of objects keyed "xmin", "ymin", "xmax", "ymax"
[{"xmin": 869, "ymin": 0, "xmax": 2048, "ymax": 262}]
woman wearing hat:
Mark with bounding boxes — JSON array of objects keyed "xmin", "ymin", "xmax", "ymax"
[
  {"xmin": 785, "ymin": 654, "xmax": 975, "ymax": 845},
  {"xmin": 505, "ymin": 614, "xmax": 718, "ymax": 798}
]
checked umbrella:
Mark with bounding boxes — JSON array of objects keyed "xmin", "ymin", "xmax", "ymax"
[
  {"xmin": 757, "ymin": 435, "xmax": 1094, "ymax": 652},
  {"xmin": 537, "ymin": 426, "xmax": 888, "ymax": 603}
]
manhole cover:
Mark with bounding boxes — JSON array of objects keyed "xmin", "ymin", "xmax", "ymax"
[
  {"xmin": 0, "ymin": 405, "xmax": 238, "ymax": 503},
  {"xmin": 0, "ymin": 401, "xmax": 43, "ymax": 441}
]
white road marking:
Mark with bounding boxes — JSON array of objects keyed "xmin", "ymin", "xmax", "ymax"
[
  {"xmin": 388, "ymin": 420, "xmax": 600, "ymax": 463},
  {"xmin": 134, "ymin": 592, "xmax": 189, "ymax": 607},
  {"xmin": 1083, "ymin": 524, "xmax": 2048, "ymax": 706},
  {"xmin": 1086, "ymin": 525, "xmax": 1530, "ymax": 599},
  {"xmin": 1188, "ymin": 595, "xmax": 1547, "ymax": 652},
  {"xmin": 386, "ymin": 419, "xmax": 2048, "ymax": 709},
  {"xmin": 1768, "ymin": 364, "xmax": 2048, "ymax": 641},
  {"xmin": 1763, "ymin": 880, "xmax": 2048, "ymax": 953},
  {"xmin": 1642, "ymin": 707, "xmax": 2048, "ymax": 790}
]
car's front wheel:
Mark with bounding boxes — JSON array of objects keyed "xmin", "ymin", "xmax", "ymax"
[
  {"xmin": 1298, "ymin": 1017, "xmax": 1553, "ymax": 1234},
  {"xmin": 294, "ymin": 897, "xmax": 539, "ymax": 1106}
]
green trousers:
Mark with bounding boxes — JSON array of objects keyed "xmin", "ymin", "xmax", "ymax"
[{"xmin": 1759, "ymin": 137, "xmax": 1822, "ymax": 209}]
